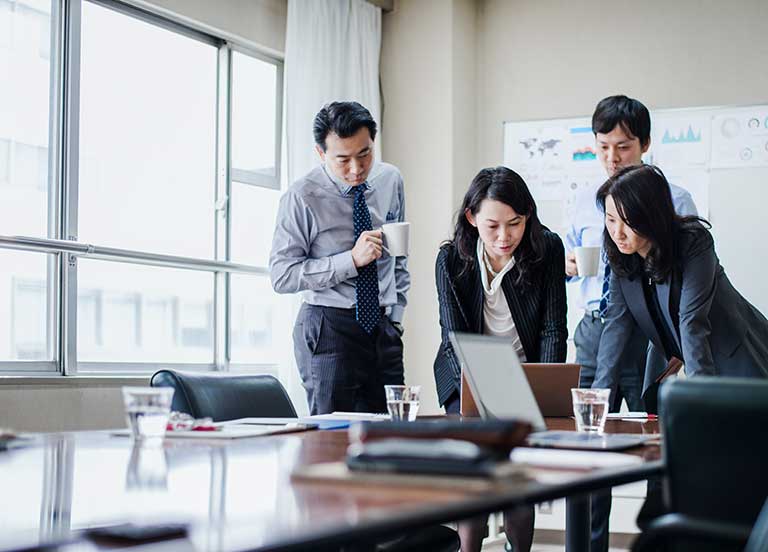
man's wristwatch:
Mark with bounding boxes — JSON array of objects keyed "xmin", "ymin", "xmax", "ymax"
[{"xmin": 391, "ymin": 321, "xmax": 404, "ymax": 336}]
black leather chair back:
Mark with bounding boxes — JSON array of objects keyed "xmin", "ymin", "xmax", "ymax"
[
  {"xmin": 746, "ymin": 498, "xmax": 768, "ymax": 552},
  {"xmin": 660, "ymin": 378, "xmax": 768, "ymax": 545},
  {"xmin": 150, "ymin": 370, "xmax": 297, "ymax": 421}
]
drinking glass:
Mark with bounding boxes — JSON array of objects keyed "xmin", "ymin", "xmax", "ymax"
[
  {"xmin": 384, "ymin": 385, "xmax": 420, "ymax": 421},
  {"xmin": 571, "ymin": 388, "xmax": 610, "ymax": 433},
  {"xmin": 122, "ymin": 387, "xmax": 175, "ymax": 439}
]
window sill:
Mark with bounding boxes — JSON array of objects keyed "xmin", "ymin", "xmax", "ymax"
[{"xmin": 0, "ymin": 375, "xmax": 150, "ymax": 387}]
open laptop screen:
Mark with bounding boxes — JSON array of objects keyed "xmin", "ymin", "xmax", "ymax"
[{"xmin": 449, "ymin": 332, "xmax": 547, "ymax": 431}]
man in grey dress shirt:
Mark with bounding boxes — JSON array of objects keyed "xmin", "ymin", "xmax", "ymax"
[{"xmin": 269, "ymin": 102, "xmax": 410, "ymax": 415}]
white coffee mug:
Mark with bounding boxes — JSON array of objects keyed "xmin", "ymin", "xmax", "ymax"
[
  {"xmin": 574, "ymin": 246, "xmax": 600, "ymax": 277},
  {"xmin": 381, "ymin": 222, "xmax": 410, "ymax": 257}
]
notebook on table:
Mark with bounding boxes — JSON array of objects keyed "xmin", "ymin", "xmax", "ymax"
[{"xmin": 450, "ymin": 332, "xmax": 653, "ymax": 451}]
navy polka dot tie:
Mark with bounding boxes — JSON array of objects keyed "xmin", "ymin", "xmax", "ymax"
[{"xmin": 353, "ymin": 185, "xmax": 380, "ymax": 334}]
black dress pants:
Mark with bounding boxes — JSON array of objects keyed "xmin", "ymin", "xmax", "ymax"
[{"xmin": 294, "ymin": 304, "xmax": 405, "ymax": 415}]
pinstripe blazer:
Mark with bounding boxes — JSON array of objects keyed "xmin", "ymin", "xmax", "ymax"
[{"xmin": 433, "ymin": 230, "xmax": 568, "ymax": 406}]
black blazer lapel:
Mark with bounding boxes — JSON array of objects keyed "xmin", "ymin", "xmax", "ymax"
[
  {"xmin": 657, "ymin": 272, "xmax": 683, "ymax": 352},
  {"xmin": 500, "ymin": 275, "xmax": 535, "ymax": 360},
  {"xmin": 622, "ymin": 276, "xmax": 665, "ymax": 352}
]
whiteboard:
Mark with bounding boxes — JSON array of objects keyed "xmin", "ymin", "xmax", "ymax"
[{"xmin": 503, "ymin": 104, "xmax": 768, "ymax": 325}]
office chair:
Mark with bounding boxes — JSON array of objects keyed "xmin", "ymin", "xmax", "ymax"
[
  {"xmin": 150, "ymin": 369, "xmax": 297, "ymax": 421},
  {"xmin": 633, "ymin": 496, "xmax": 768, "ymax": 552},
  {"xmin": 631, "ymin": 377, "xmax": 768, "ymax": 552}
]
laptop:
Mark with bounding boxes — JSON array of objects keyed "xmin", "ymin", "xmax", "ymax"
[
  {"xmin": 449, "ymin": 332, "xmax": 653, "ymax": 451},
  {"xmin": 522, "ymin": 363, "xmax": 580, "ymax": 417}
]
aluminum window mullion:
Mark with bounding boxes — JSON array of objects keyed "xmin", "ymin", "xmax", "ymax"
[
  {"xmin": 47, "ymin": 0, "xmax": 66, "ymax": 369},
  {"xmin": 61, "ymin": 0, "xmax": 82, "ymax": 376},
  {"xmin": 0, "ymin": 362, "xmax": 60, "ymax": 373},
  {"xmin": 230, "ymin": 169, "xmax": 280, "ymax": 190},
  {"xmin": 274, "ymin": 58, "xmax": 284, "ymax": 190},
  {"xmin": 214, "ymin": 45, "xmax": 232, "ymax": 373},
  {"xmin": 0, "ymin": 237, "xmax": 269, "ymax": 275}
]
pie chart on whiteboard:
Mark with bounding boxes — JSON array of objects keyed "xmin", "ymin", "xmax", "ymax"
[{"xmin": 720, "ymin": 118, "xmax": 741, "ymax": 139}]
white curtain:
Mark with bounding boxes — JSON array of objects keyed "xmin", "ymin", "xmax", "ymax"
[
  {"xmin": 284, "ymin": 0, "xmax": 382, "ymax": 185},
  {"xmin": 277, "ymin": 0, "xmax": 383, "ymax": 415}
]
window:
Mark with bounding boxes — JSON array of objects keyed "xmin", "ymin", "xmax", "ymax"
[
  {"xmin": 0, "ymin": 139, "xmax": 9, "ymax": 185},
  {"xmin": 15, "ymin": 141, "xmax": 48, "ymax": 191},
  {"xmin": 78, "ymin": 260, "xmax": 214, "ymax": 366},
  {"xmin": 230, "ymin": 183, "xmax": 280, "ymax": 267},
  {"xmin": 0, "ymin": 0, "xmax": 52, "ymax": 238},
  {"xmin": 2, "ymin": 250, "xmax": 52, "ymax": 362},
  {"xmin": 78, "ymin": 1, "xmax": 217, "ymax": 259},
  {"xmin": 231, "ymin": 51, "xmax": 279, "ymax": 185},
  {"xmin": 228, "ymin": 48, "xmax": 282, "ymax": 371},
  {"xmin": 0, "ymin": 0, "xmax": 284, "ymax": 377},
  {"xmin": 230, "ymin": 274, "xmax": 276, "ymax": 365}
]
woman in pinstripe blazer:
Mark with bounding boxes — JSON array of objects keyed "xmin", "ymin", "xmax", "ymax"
[{"xmin": 433, "ymin": 166, "xmax": 567, "ymax": 552}]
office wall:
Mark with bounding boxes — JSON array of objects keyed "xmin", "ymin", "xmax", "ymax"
[
  {"xmin": 0, "ymin": 380, "xmax": 142, "ymax": 432},
  {"xmin": 381, "ymin": 0, "xmax": 477, "ymax": 414}
]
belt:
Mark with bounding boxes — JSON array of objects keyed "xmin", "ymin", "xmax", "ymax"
[
  {"xmin": 305, "ymin": 304, "xmax": 387, "ymax": 316},
  {"xmin": 585, "ymin": 309, "xmax": 604, "ymax": 323}
]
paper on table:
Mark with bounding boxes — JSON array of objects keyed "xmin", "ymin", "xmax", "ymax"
[
  {"xmin": 606, "ymin": 412, "xmax": 653, "ymax": 419},
  {"xmin": 510, "ymin": 447, "xmax": 643, "ymax": 469},
  {"xmin": 310, "ymin": 412, "xmax": 390, "ymax": 421},
  {"xmin": 222, "ymin": 413, "xmax": 388, "ymax": 431},
  {"xmin": 219, "ymin": 417, "xmax": 301, "ymax": 426},
  {"xmin": 112, "ymin": 423, "xmax": 314, "ymax": 440}
]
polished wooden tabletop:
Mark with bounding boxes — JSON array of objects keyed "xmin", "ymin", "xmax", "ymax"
[{"xmin": 0, "ymin": 418, "xmax": 662, "ymax": 551}]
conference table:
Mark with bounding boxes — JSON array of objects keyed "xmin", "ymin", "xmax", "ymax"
[{"xmin": 0, "ymin": 418, "xmax": 663, "ymax": 552}]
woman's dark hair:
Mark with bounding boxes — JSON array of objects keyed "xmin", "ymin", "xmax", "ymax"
[
  {"xmin": 451, "ymin": 166, "xmax": 546, "ymax": 285},
  {"xmin": 313, "ymin": 101, "xmax": 377, "ymax": 151},
  {"xmin": 596, "ymin": 164, "xmax": 707, "ymax": 282}
]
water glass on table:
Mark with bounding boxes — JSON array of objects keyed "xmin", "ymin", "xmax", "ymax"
[
  {"xmin": 571, "ymin": 388, "xmax": 610, "ymax": 433},
  {"xmin": 384, "ymin": 385, "xmax": 420, "ymax": 421},
  {"xmin": 122, "ymin": 387, "xmax": 175, "ymax": 440}
]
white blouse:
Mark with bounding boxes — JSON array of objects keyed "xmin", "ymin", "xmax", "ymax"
[{"xmin": 476, "ymin": 238, "xmax": 527, "ymax": 361}]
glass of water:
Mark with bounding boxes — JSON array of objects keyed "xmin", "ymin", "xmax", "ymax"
[
  {"xmin": 122, "ymin": 387, "xmax": 175, "ymax": 440},
  {"xmin": 571, "ymin": 388, "xmax": 610, "ymax": 433},
  {"xmin": 384, "ymin": 385, "xmax": 420, "ymax": 422}
]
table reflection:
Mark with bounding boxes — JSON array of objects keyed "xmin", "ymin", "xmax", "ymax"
[{"xmin": 0, "ymin": 432, "xmax": 304, "ymax": 548}]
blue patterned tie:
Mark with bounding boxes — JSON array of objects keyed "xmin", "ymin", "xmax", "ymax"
[
  {"xmin": 598, "ymin": 263, "xmax": 610, "ymax": 319},
  {"xmin": 353, "ymin": 185, "xmax": 380, "ymax": 334}
]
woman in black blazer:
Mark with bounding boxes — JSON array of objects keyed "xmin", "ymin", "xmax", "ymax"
[
  {"xmin": 593, "ymin": 164, "xmax": 768, "ymax": 404},
  {"xmin": 433, "ymin": 166, "xmax": 567, "ymax": 552}
]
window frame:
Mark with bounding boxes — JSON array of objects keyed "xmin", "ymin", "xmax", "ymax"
[{"xmin": 0, "ymin": 0, "xmax": 284, "ymax": 377}]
